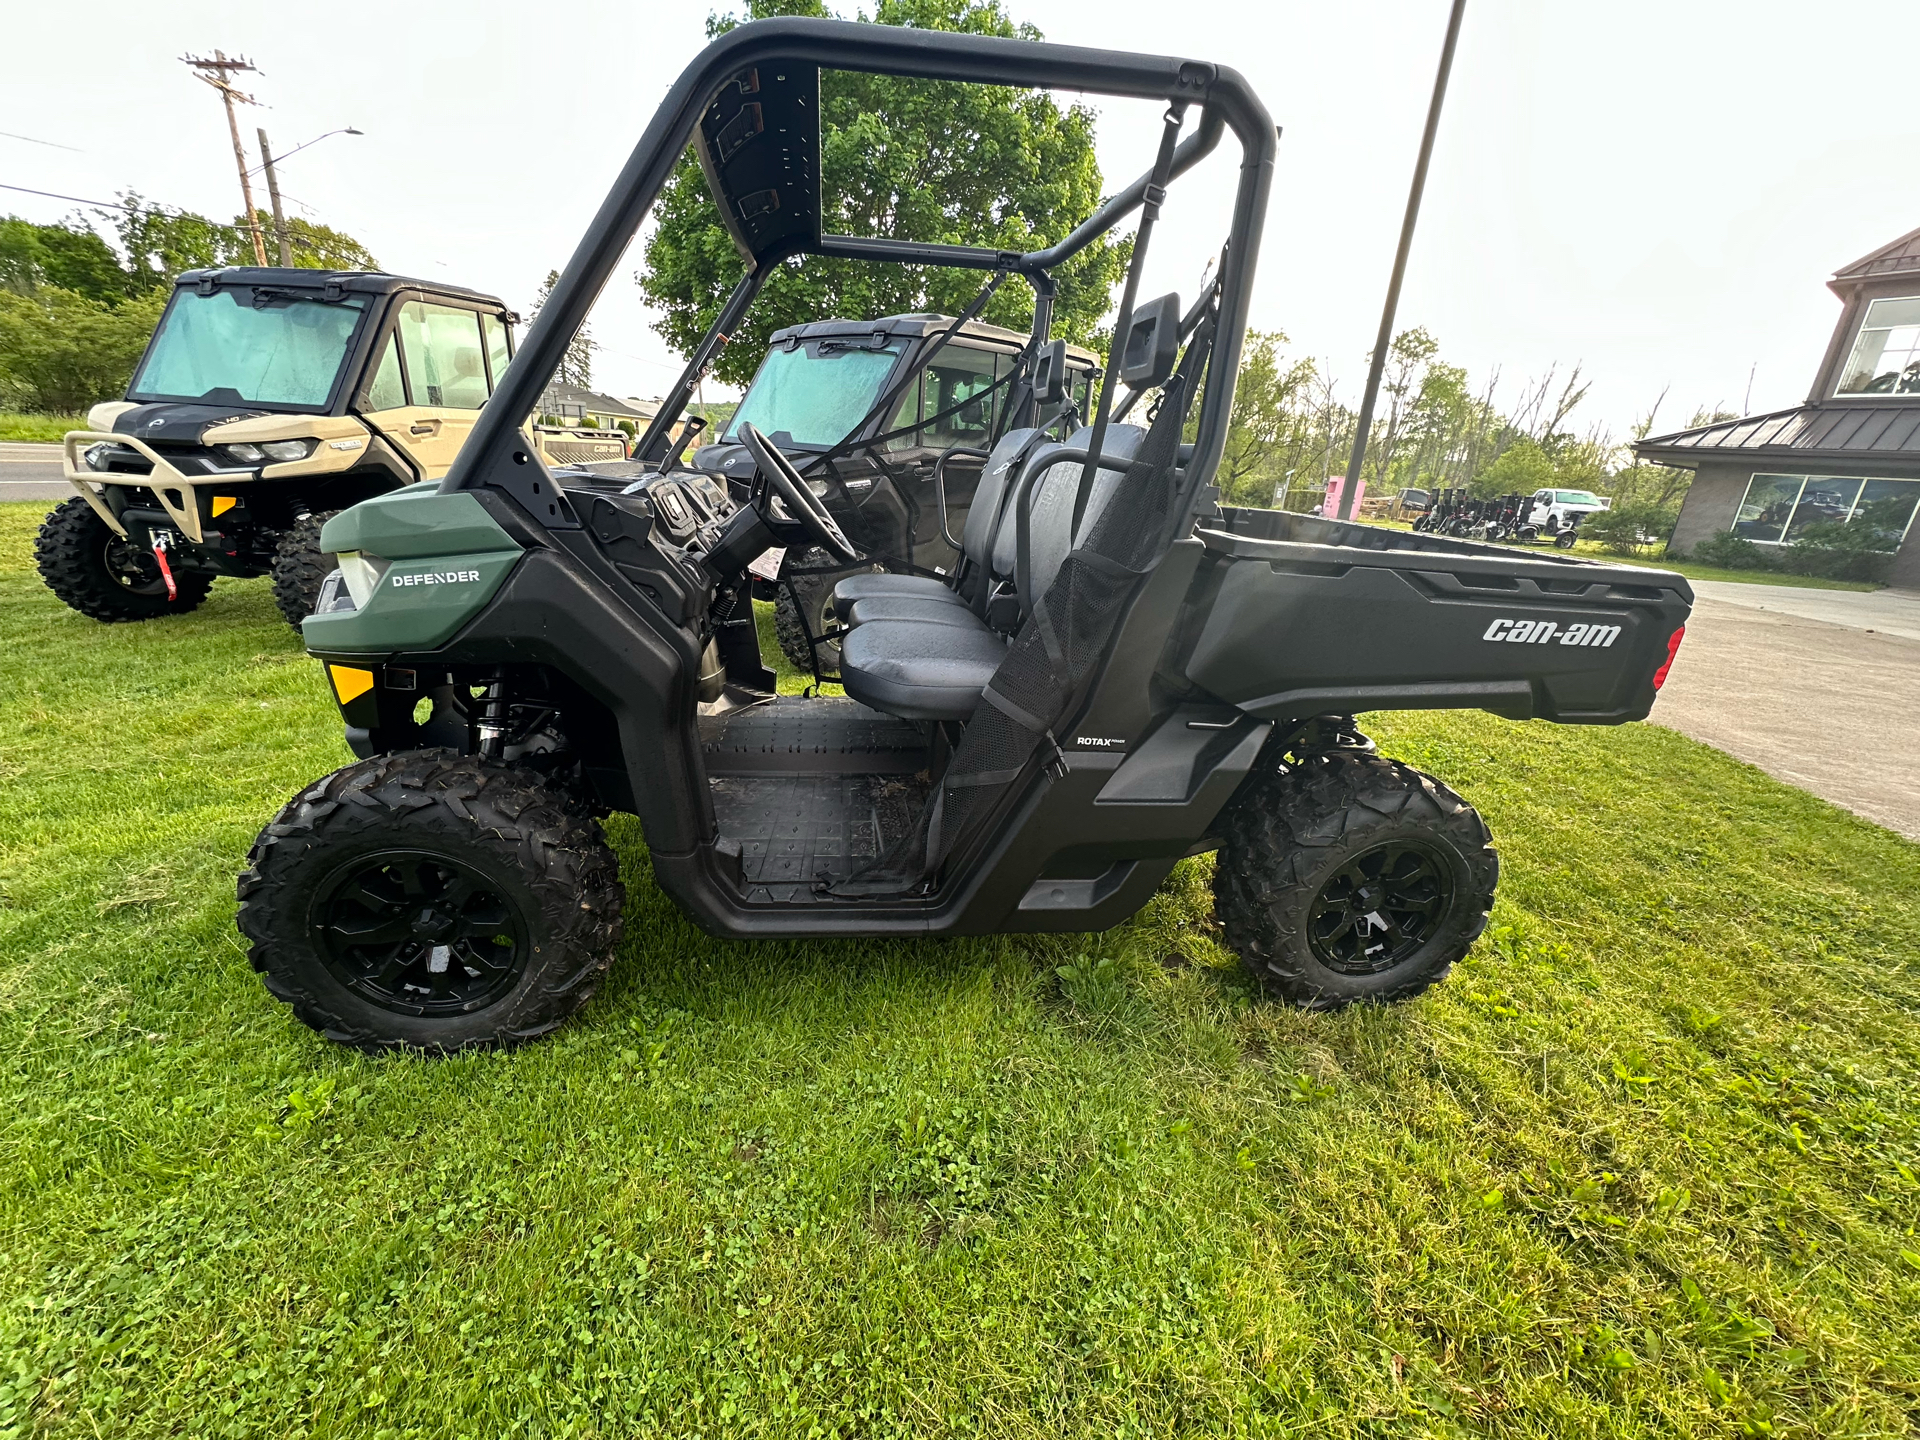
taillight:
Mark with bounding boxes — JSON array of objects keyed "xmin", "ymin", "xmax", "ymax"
[{"xmin": 1652, "ymin": 626, "xmax": 1685, "ymax": 690}]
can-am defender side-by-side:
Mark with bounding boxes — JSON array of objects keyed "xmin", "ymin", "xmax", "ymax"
[
  {"xmin": 39, "ymin": 268, "xmax": 521, "ymax": 627},
  {"xmin": 689, "ymin": 313, "xmax": 1098, "ymax": 673},
  {"xmin": 236, "ymin": 18, "xmax": 1692, "ymax": 1055}
]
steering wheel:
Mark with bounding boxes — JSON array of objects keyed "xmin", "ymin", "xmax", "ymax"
[{"xmin": 735, "ymin": 422, "xmax": 860, "ymax": 563}]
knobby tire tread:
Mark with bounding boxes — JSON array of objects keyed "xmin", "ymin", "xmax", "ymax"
[
  {"xmin": 35, "ymin": 496, "xmax": 213, "ymax": 622},
  {"xmin": 236, "ymin": 750, "xmax": 624, "ymax": 1055},
  {"xmin": 270, "ymin": 510, "xmax": 340, "ymax": 628},
  {"xmin": 1213, "ymin": 749, "xmax": 1497, "ymax": 1010}
]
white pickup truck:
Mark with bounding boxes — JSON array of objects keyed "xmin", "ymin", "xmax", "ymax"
[{"xmin": 1531, "ymin": 487, "xmax": 1612, "ymax": 535}]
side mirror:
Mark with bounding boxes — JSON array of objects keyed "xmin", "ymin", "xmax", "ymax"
[
  {"xmin": 1117, "ymin": 292, "xmax": 1181, "ymax": 390},
  {"xmin": 1031, "ymin": 338, "xmax": 1068, "ymax": 405}
]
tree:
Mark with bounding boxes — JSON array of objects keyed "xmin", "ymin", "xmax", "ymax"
[
  {"xmin": 0, "ymin": 217, "xmax": 126, "ymax": 305},
  {"xmin": 532, "ymin": 270, "xmax": 595, "ymax": 388},
  {"xmin": 1363, "ymin": 327, "xmax": 1439, "ymax": 490},
  {"xmin": 1215, "ymin": 330, "xmax": 1317, "ymax": 506},
  {"xmin": 0, "ymin": 286, "xmax": 167, "ymax": 412},
  {"xmin": 639, "ymin": 0, "xmax": 1130, "ymax": 386},
  {"xmin": 107, "ymin": 194, "xmax": 379, "ymax": 293},
  {"xmin": 246, "ymin": 211, "xmax": 379, "ymax": 271},
  {"xmin": 1471, "ymin": 435, "xmax": 1554, "ymax": 497}
]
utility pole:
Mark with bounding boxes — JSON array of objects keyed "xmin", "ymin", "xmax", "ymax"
[
  {"xmin": 1336, "ymin": 0, "xmax": 1468, "ymax": 520},
  {"xmin": 182, "ymin": 50, "xmax": 268, "ymax": 267},
  {"xmin": 256, "ymin": 127, "xmax": 292, "ymax": 266}
]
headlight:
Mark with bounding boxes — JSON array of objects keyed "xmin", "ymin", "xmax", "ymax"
[
  {"xmin": 261, "ymin": 439, "xmax": 315, "ymax": 462},
  {"xmin": 222, "ymin": 443, "xmax": 266, "ymax": 464},
  {"xmin": 83, "ymin": 443, "xmax": 116, "ymax": 472},
  {"xmin": 335, "ymin": 550, "xmax": 391, "ymax": 609}
]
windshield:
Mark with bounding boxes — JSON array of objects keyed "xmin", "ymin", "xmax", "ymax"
[
  {"xmin": 1556, "ymin": 491, "xmax": 1602, "ymax": 505},
  {"xmin": 724, "ymin": 341, "xmax": 904, "ymax": 449},
  {"xmin": 129, "ymin": 287, "xmax": 369, "ymax": 409}
]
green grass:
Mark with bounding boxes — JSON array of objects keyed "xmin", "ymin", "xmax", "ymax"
[
  {"xmin": 1561, "ymin": 546, "xmax": 1884, "ymax": 592},
  {"xmin": 0, "ymin": 413, "xmax": 86, "ymax": 443},
  {"xmin": 3, "ymin": 498, "xmax": 1919, "ymax": 1438}
]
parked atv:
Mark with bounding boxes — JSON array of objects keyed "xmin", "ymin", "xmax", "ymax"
[
  {"xmin": 236, "ymin": 18, "xmax": 1692, "ymax": 1055},
  {"xmin": 40, "ymin": 267, "xmax": 520, "ymax": 627},
  {"xmin": 689, "ymin": 314, "xmax": 1098, "ymax": 674}
]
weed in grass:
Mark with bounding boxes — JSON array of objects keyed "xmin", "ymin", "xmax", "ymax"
[{"xmin": 0, "ymin": 500, "xmax": 1918, "ymax": 1436}]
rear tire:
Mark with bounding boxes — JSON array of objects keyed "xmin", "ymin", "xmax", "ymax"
[
  {"xmin": 1213, "ymin": 749, "xmax": 1497, "ymax": 1009},
  {"xmin": 271, "ymin": 510, "xmax": 341, "ymax": 628},
  {"xmin": 236, "ymin": 751, "xmax": 625, "ymax": 1055},
  {"xmin": 34, "ymin": 496, "xmax": 214, "ymax": 622}
]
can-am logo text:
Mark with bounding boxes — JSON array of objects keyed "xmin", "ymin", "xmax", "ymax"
[{"xmin": 1483, "ymin": 617, "xmax": 1620, "ymax": 648}]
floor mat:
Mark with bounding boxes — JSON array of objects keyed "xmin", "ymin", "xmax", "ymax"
[
  {"xmin": 700, "ymin": 696, "xmax": 928, "ymax": 775},
  {"xmin": 701, "ymin": 697, "xmax": 933, "ymax": 901},
  {"xmin": 709, "ymin": 771, "xmax": 930, "ymax": 901}
]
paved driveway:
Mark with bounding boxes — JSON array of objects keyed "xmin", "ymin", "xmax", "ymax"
[
  {"xmin": 1653, "ymin": 581, "xmax": 1920, "ymax": 839},
  {"xmin": 0, "ymin": 443, "xmax": 70, "ymax": 503}
]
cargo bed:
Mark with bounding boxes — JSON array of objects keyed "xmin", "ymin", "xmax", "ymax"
[{"xmin": 1179, "ymin": 508, "xmax": 1692, "ymax": 726}]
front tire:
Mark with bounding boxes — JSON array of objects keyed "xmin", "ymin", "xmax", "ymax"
[
  {"xmin": 1213, "ymin": 749, "xmax": 1497, "ymax": 1009},
  {"xmin": 271, "ymin": 510, "xmax": 341, "ymax": 627},
  {"xmin": 774, "ymin": 545, "xmax": 840, "ymax": 675},
  {"xmin": 34, "ymin": 496, "xmax": 214, "ymax": 622},
  {"xmin": 236, "ymin": 751, "xmax": 625, "ymax": 1055}
]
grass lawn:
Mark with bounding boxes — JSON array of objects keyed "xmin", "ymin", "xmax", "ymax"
[
  {"xmin": 0, "ymin": 414, "xmax": 86, "ymax": 444},
  {"xmin": 1357, "ymin": 517, "xmax": 1881, "ymax": 592},
  {"xmin": 2, "ymin": 497, "xmax": 1918, "ymax": 1438}
]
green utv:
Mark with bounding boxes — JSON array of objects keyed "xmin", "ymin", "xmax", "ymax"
[
  {"xmin": 237, "ymin": 18, "xmax": 1693, "ymax": 1054},
  {"xmin": 39, "ymin": 268, "xmax": 521, "ymax": 627}
]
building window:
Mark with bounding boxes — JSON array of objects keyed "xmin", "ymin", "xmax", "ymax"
[
  {"xmin": 1732, "ymin": 472, "xmax": 1920, "ymax": 550},
  {"xmin": 1836, "ymin": 296, "xmax": 1920, "ymax": 396}
]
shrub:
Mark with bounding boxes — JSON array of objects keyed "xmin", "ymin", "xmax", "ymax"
[
  {"xmin": 1785, "ymin": 520, "xmax": 1894, "ymax": 584},
  {"xmin": 1681, "ymin": 529, "xmax": 1774, "ymax": 571},
  {"xmin": 0, "ymin": 286, "xmax": 165, "ymax": 413},
  {"xmin": 1583, "ymin": 502, "xmax": 1677, "ymax": 556},
  {"xmin": 1677, "ymin": 523, "xmax": 1892, "ymax": 584}
]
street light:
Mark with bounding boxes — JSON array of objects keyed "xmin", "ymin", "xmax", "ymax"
[
  {"xmin": 251, "ymin": 127, "xmax": 362, "ymax": 267},
  {"xmin": 246, "ymin": 126, "xmax": 362, "ymax": 179}
]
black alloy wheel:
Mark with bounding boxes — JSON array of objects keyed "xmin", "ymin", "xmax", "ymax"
[
  {"xmin": 237, "ymin": 751, "xmax": 624, "ymax": 1054},
  {"xmin": 1212, "ymin": 748, "xmax": 1498, "ymax": 1009},
  {"xmin": 1306, "ymin": 840, "xmax": 1452, "ymax": 975},
  {"xmin": 313, "ymin": 850, "xmax": 529, "ymax": 1016}
]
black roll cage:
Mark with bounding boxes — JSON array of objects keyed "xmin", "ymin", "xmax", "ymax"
[{"xmin": 441, "ymin": 16, "xmax": 1275, "ymax": 535}]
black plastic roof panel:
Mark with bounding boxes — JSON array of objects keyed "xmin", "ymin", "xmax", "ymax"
[{"xmin": 696, "ymin": 64, "xmax": 821, "ymax": 266}]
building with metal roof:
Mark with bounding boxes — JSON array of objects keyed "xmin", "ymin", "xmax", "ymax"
[{"xmin": 1635, "ymin": 226, "xmax": 1920, "ymax": 590}]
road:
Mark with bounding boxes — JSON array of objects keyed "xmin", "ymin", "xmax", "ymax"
[
  {"xmin": 0, "ymin": 442, "xmax": 70, "ymax": 504},
  {"xmin": 1653, "ymin": 580, "xmax": 1920, "ymax": 840}
]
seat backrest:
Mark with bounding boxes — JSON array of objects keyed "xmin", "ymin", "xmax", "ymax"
[
  {"xmin": 957, "ymin": 425, "xmax": 1040, "ymax": 570},
  {"xmin": 1015, "ymin": 423, "xmax": 1148, "ymax": 613}
]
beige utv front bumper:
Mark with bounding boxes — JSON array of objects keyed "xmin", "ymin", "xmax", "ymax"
[{"xmin": 62, "ymin": 415, "xmax": 377, "ymax": 544}]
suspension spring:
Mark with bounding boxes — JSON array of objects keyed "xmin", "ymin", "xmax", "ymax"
[{"xmin": 476, "ymin": 671, "xmax": 510, "ymax": 760}]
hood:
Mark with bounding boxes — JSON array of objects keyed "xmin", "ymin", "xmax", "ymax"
[{"xmin": 112, "ymin": 402, "xmax": 277, "ymax": 446}]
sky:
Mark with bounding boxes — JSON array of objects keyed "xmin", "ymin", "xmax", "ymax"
[{"xmin": 5, "ymin": 0, "xmax": 1917, "ymax": 442}]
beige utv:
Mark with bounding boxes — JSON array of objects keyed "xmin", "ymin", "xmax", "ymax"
[{"xmin": 38, "ymin": 266, "xmax": 578, "ymax": 627}]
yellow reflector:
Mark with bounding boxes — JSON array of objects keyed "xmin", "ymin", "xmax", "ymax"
[
  {"xmin": 211, "ymin": 495, "xmax": 237, "ymax": 517},
  {"xmin": 329, "ymin": 665, "xmax": 375, "ymax": 704}
]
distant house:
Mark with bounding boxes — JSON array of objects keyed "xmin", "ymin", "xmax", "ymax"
[
  {"xmin": 537, "ymin": 381, "xmax": 659, "ymax": 433},
  {"xmin": 1634, "ymin": 226, "xmax": 1920, "ymax": 590}
]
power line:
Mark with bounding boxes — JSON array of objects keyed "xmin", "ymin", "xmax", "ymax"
[
  {"xmin": 0, "ymin": 181, "xmax": 264, "ymax": 238},
  {"xmin": 0, "ymin": 129, "xmax": 84, "ymax": 153}
]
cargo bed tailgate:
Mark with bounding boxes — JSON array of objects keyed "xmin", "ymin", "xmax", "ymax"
[{"xmin": 1181, "ymin": 514, "xmax": 1692, "ymax": 726}]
